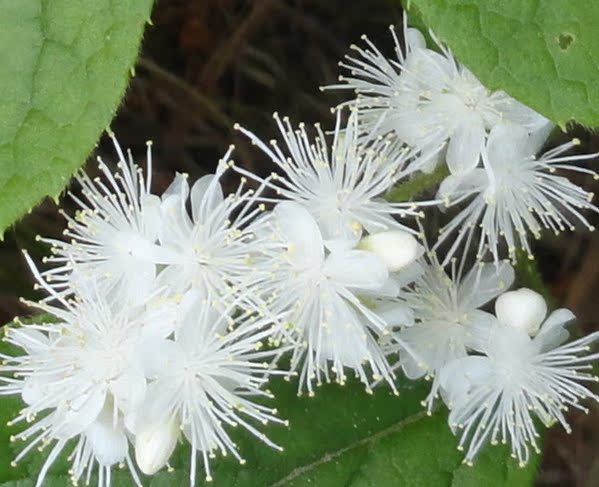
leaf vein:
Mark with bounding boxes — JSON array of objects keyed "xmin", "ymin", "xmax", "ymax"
[{"xmin": 268, "ymin": 410, "xmax": 429, "ymax": 487}]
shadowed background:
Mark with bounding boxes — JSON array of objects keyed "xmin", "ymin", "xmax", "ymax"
[{"xmin": 1, "ymin": 1, "xmax": 598, "ymax": 485}]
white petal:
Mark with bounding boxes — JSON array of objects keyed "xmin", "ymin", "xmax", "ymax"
[
  {"xmin": 436, "ymin": 169, "xmax": 487, "ymax": 201},
  {"xmin": 53, "ymin": 387, "xmax": 106, "ymax": 438},
  {"xmin": 393, "ymin": 106, "xmax": 441, "ymax": 147},
  {"xmin": 400, "ymin": 353, "xmax": 427, "ymax": 380},
  {"xmin": 110, "ymin": 365, "xmax": 147, "ymax": 416},
  {"xmin": 485, "ymin": 123, "xmax": 533, "ymax": 170},
  {"xmin": 406, "ymin": 27, "xmax": 426, "ymax": 50},
  {"xmin": 137, "ymin": 380, "xmax": 179, "ymax": 429},
  {"xmin": 135, "ymin": 418, "xmax": 179, "ymax": 475},
  {"xmin": 324, "ymin": 250, "xmax": 388, "ymax": 290},
  {"xmin": 177, "ymin": 305, "xmax": 222, "ymax": 352},
  {"xmin": 139, "ymin": 339, "xmax": 182, "ymax": 379},
  {"xmin": 394, "ymin": 95, "xmax": 451, "ymax": 147},
  {"xmin": 391, "ymin": 261, "xmax": 425, "ymax": 287},
  {"xmin": 356, "ymin": 204, "xmax": 402, "ymax": 236},
  {"xmin": 362, "ymin": 277, "xmax": 400, "ymax": 298},
  {"xmin": 273, "ymin": 202, "xmax": 324, "ymax": 267},
  {"xmin": 154, "ymin": 263, "xmax": 189, "ymax": 297},
  {"xmin": 109, "ymin": 230, "xmax": 179, "ymax": 272},
  {"xmin": 490, "ymin": 91, "xmax": 550, "ymax": 133},
  {"xmin": 120, "ymin": 259, "xmax": 156, "ymax": 307},
  {"xmin": 534, "ymin": 308, "xmax": 575, "ymax": 350},
  {"xmin": 423, "ymin": 93, "xmax": 463, "ymax": 129},
  {"xmin": 374, "ymin": 301, "xmax": 415, "ymax": 327},
  {"xmin": 318, "ymin": 315, "xmax": 377, "ymax": 369},
  {"xmin": 191, "ymin": 175, "xmax": 224, "ymax": 222},
  {"xmin": 22, "ymin": 374, "xmax": 57, "ymax": 407},
  {"xmin": 162, "ymin": 172, "xmax": 189, "ymax": 200},
  {"xmin": 458, "ymin": 261, "xmax": 515, "ymax": 310},
  {"xmin": 446, "ymin": 118, "xmax": 485, "ymax": 175},
  {"xmin": 323, "ymin": 236, "xmax": 359, "ymax": 253},
  {"xmin": 402, "ymin": 48, "xmax": 456, "ymax": 93},
  {"xmin": 141, "ymin": 298, "xmax": 178, "ymax": 340},
  {"xmin": 439, "ymin": 356, "xmax": 492, "ymax": 408},
  {"xmin": 527, "ymin": 120, "xmax": 555, "ymax": 153},
  {"xmin": 462, "ymin": 310, "xmax": 499, "ymax": 351},
  {"xmin": 140, "ymin": 194, "xmax": 162, "ymax": 242},
  {"xmin": 9, "ymin": 328, "xmax": 49, "ymax": 355},
  {"xmin": 540, "ymin": 308, "xmax": 575, "ymax": 334},
  {"xmin": 319, "ymin": 213, "xmax": 362, "ymax": 250},
  {"xmin": 159, "ymin": 193, "xmax": 193, "ymax": 245},
  {"xmin": 86, "ymin": 403, "xmax": 128, "ymax": 466}
]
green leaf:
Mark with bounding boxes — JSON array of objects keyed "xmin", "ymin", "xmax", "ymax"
[
  {"xmin": 407, "ymin": 0, "xmax": 599, "ymax": 127},
  {"xmin": 0, "ymin": 358, "xmax": 539, "ymax": 486},
  {"xmin": 386, "ymin": 163, "xmax": 449, "ymax": 202},
  {"xmin": 278, "ymin": 411, "xmax": 538, "ymax": 487},
  {"xmin": 0, "ymin": 0, "xmax": 154, "ymax": 233},
  {"xmin": 513, "ymin": 249, "xmax": 557, "ymax": 309}
]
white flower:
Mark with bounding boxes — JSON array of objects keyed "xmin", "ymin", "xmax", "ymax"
[
  {"xmin": 0, "ymin": 254, "xmax": 176, "ymax": 487},
  {"xmin": 256, "ymin": 201, "xmax": 417, "ymax": 395},
  {"xmin": 437, "ymin": 124, "xmax": 599, "ymax": 263},
  {"xmin": 439, "ymin": 291, "xmax": 599, "ymax": 466},
  {"xmin": 397, "ymin": 257, "xmax": 514, "ymax": 411},
  {"xmin": 40, "ymin": 133, "xmax": 166, "ymax": 306},
  {"xmin": 330, "ymin": 21, "xmax": 549, "ymax": 175},
  {"xmin": 135, "ymin": 292, "xmax": 287, "ymax": 484},
  {"xmin": 234, "ymin": 111, "xmax": 428, "ymax": 250},
  {"xmin": 154, "ymin": 150, "xmax": 276, "ymax": 311}
]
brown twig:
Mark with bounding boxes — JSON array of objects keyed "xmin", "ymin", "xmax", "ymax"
[
  {"xmin": 137, "ymin": 57, "xmax": 233, "ymax": 130},
  {"xmin": 565, "ymin": 245, "xmax": 599, "ymax": 311},
  {"xmin": 197, "ymin": 0, "xmax": 279, "ymax": 91}
]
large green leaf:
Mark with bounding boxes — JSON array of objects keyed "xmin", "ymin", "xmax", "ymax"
[
  {"xmin": 407, "ymin": 0, "xmax": 599, "ymax": 127},
  {"xmin": 0, "ymin": 367, "xmax": 539, "ymax": 486},
  {"xmin": 0, "ymin": 0, "xmax": 154, "ymax": 233}
]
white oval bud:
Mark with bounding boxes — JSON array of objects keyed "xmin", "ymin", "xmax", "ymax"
[
  {"xmin": 86, "ymin": 414, "xmax": 128, "ymax": 466},
  {"xmin": 135, "ymin": 419, "xmax": 179, "ymax": 475},
  {"xmin": 360, "ymin": 231, "xmax": 422, "ymax": 272},
  {"xmin": 495, "ymin": 288, "xmax": 547, "ymax": 336}
]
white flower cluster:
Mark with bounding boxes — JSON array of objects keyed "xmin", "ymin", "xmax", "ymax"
[
  {"xmin": 0, "ymin": 17, "xmax": 598, "ymax": 487},
  {"xmin": 399, "ymin": 257, "xmax": 599, "ymax": 465},
  {"xmin": 332, "ymin": 19, "xmax": 599, "ymax": 263}
]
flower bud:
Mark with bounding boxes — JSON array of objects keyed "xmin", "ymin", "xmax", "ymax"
[
  {"xmin": 495, "ymin": 288, "xmax": 547, "ymax": 336},
  {"xmin": 360, "ymin": 231, "xmax": 422, "ymax": 272},
  {"xmin": 135, "ymin": 419, "xmax": 179, "ymax": 475}
]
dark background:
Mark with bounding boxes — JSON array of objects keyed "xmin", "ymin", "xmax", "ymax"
[{"xmin": 1, "ymin": 1, "xmax": 598, "ymax": 485}]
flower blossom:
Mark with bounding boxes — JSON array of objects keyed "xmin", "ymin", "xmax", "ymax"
[
  {"xmin": 234, "ymin": 111, "xmax": 431, "ymax": 250},
  {"xmin": 133, "ymin": 292, "xmax": 288, "ymax": 484},
  {"xmin": 329, "ymin": 19, "xmax": 548, "ymax": 175},
  {"xmin": 40, "ymin": 133, "xmax": 165, "ymax": 306},
  {"xmin": 436, "ymin": 124, "xmax": 599, "ymax": 263},
  {"xmin": 397, "ymin": 256, "xmax": 514, "ymax": 411},
  {"xmin": 153, "ymin": 149, "xmax": 277, "ymax": 312},
  {"xmin": 0, "ymin": 253, "xmax": 176, "ymax": 487},
  {"xmin": 254, "ymin": 201, "xmax": 418, "ymax": 395},
  {"xmin": 439, "ymin": 288, "xmax": 599, "ymax": 466}
]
